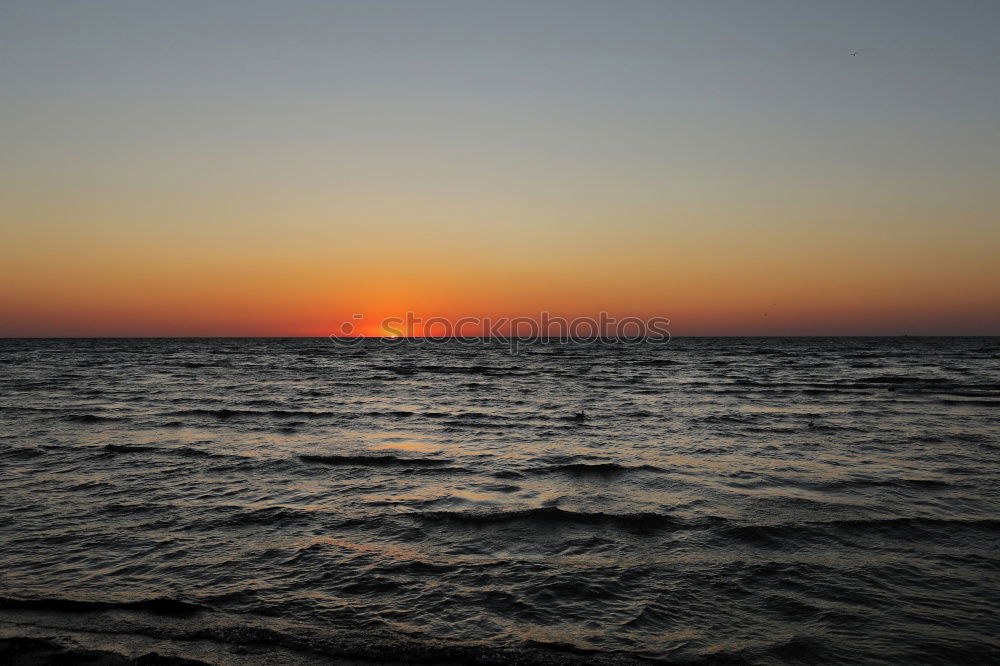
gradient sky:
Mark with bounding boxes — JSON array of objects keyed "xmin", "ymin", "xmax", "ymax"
[{"xmin": 2, "ymin": 1, "xmax": 998, "ymax": 336}]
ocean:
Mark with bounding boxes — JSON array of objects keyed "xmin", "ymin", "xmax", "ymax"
[{"xmin": 1, "ymin": 337, "xmax": 998, "ymax": 664}]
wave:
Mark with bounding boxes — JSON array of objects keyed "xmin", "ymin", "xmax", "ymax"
[
  {"xmin": 0, "ymin": 596, "xmax": 206, "ymax": 615},
  {"xmin": 823, "ymin": 516, "xmax": 1000, "ymax": 531},
  {"xmin": 103, "ymin": 502, "xmax": 172, "ymax": 515},
  {"xmin": 529, "ymin": 462, "xmax": 663, "ymax": 475},
  {"xmin": 721, "ymin": 516, "xmax": 1000, "ymax": 546},
  {"xmin": 0, "ymin": 446, "xmax": 46, "ymax": 459},
  {"xmin": 0, "ymin": 616, "xmax": 632, "ymax": 666},
  {"xmin": 61, "ymin": 413, "xmax": 123, "ymax": 423},
  {"xmin": 219, "ymin": 506, "xmax": 316, "ymax": 527},
  {"xmin": 856, "ymin": 477, "xmax": 952, "ymax": 490},
  {"xmin": 0, "ymin": 637, "xmax": 212, "ymax": 666},
  {"xmin": 862, "ymin": 375, "xmax": 946, "ymax": 384},
  {"xmin": 398, "ymin": 465, "xmax": 472, "ymax": 475},
  {"xmin": 493, "ymin": 470, "xmax": 526, "ymax": 480},
  {"xmin": 414, "ymin": 506, "xmax": 683, "ymax": 529},
  {"xmin": 937, "ymin": 398, "xmax": 1000, "ymax": 407},
  {"xmin": 0, "ymin": 405, "xmax": 66, "ymax": 413},
  {"xmin": 178, "ymin": 360, "xmax": 231, "ymax": 368},
  {"xmin": 167, "ymin": 408, "xmax": 336, "ymax": 419},
  {"xmin": 411, "ymin": 509, "xmax": 1000, "ymax": 541},
  {"xmin": 101, "ymin": 444, "xmax": 225, "ymax": 459},
  {"xmin": 299, "ymin": 454, "xmax": 453, "ymax": 467},
  {"xmin": 441, "ymin": 420, "xmax": 510, "ymax": 430},
  {"xmin": 372, "ymin": 364, "xmax": 529, "ymax": 377},
  {"xmin": 725, "ymin": 474, "xmax": 954, "ymax": 492},
  {"xmin": 103, "ymin": 444, "xmax": 158, "ymax": 453}
]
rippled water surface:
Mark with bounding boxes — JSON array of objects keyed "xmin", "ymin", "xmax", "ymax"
[{"xmin": 1, "ymin": 338, "xmax": 998, "ymax": 664}]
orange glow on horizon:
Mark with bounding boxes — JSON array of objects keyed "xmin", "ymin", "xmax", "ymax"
[{"xmin": 2, "ymin": 3, "xmax": 999, "ymax": 337}]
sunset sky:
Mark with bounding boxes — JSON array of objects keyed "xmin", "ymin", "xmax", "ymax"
[{"xmin": 1, "ymin": 1, "xmax": 998, "ymax": 336}]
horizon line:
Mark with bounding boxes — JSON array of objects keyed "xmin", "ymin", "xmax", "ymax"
[{"xmin": 2, "ymin": 334, "xmax": 997, "ymax": 340}]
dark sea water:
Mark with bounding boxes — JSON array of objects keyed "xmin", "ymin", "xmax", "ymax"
[{"xmin": 1, "ymin": 337, "xmax": 998, "ymax": 664}]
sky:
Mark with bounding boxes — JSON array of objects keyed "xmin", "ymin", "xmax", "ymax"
[{"xmin": 1, "ymin": 0, "xmax": 998, "ymax": 336}]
